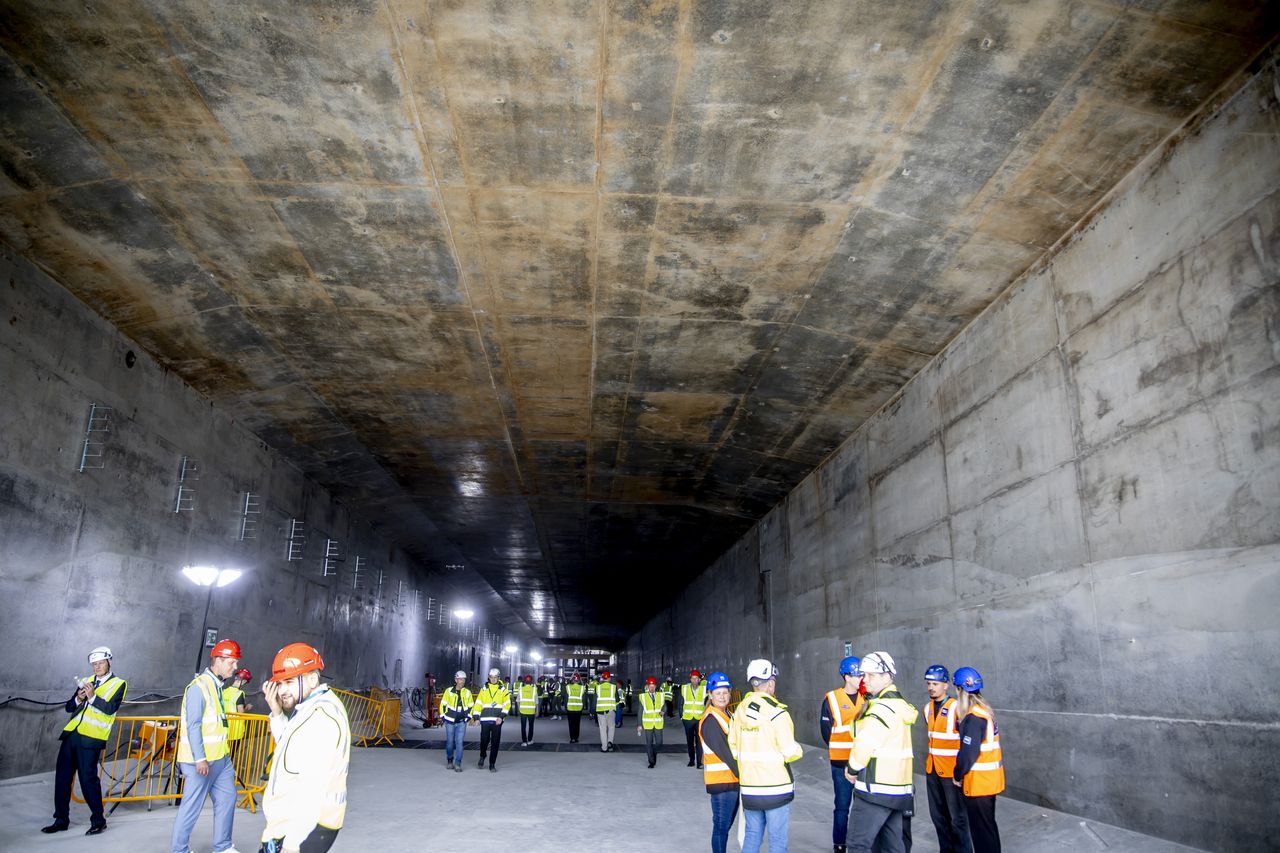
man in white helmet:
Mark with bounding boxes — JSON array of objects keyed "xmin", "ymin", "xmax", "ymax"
[
  {"xmin": 729, "ymin": 659, "xmax": 803, "ymax": 853},
  {"xmin": 471, "ymin": 668, "xmax": 510, "ymax": 772},
  {"xmin": 43, "ymin": 646, "xmax": 127, "ymax": 836},
  {"xmin": 439, "ymin": 671, "xmax": 473, "ymax": 772}
]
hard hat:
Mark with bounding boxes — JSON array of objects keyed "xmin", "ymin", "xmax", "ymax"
[
  {"xmin": 645, "ymin": 677, "xmax": 657, "ymax": 686},
  {"xmin": 690, "ymin": 669, "xmax": 702, "ymax": 678},
  {"xmin": 860, "ymin": 651, "xmax": 896, "ymax": 676},
  {"xmin": 601, "ymin": 670, "xmax": 611, "ymax": 679},
  {"xmin": 454, "ymin": 670, "xmax": 467, "ymax": 679},
  {"xmin": 571, "ymin": 672, "xmax": 581, "ymax": 680},
  {"xmin": 707, "ymin": 671, "xmax": 731, "ymax": 691},
  {"xmin": 210, "ymin": 639, "xmax": 242, "ymax": 660},
  {"xmin": 524, "ymin": 674, "xmax": 533, "ymax": 683},
  {"xmin": 269, "ymin": 642, "xmax": 323, "ymax": 682},
  {"xmin": 488, "ymin": 667, "xmax": 501, "ymax": 677},
  {"xmin": 924, "ymin": 664, "xmax": 950, "ymax": 683},
  {"xmin": 233, "ymin": 668, "xmax": 251, "ymax": 681},
  {"xmin": 839, "ymin": 656, "xmax": 862, "ymax": 677},
  {"xmin": 746, "ymin": 659, "xmax": 777, "ymax": 681},
  {"xmin": 953, "ymin": 666, "xmax": 984, "ymax": 693},
  {"xmin": 88, "ymin": 646, "xmax": 113, "ymax": 663}
]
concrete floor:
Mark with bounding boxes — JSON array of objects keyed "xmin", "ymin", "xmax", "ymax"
[{"xmin": 0, "ymin": 714, "xmax": 1203, "ymax": 853}]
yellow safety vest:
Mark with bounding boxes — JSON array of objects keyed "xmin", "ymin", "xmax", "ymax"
[
  {"xmin": 177, "ymin": 672, "xmax": 229, "ymax": 763},
  {"xmin": 62, "ymin": 675, "xmax": 127, "ymax": 743},
  {"xmin": 262, "ymin": 686, "xmax": 351, "ymax": 840},
  {"xmin": 640, "ymin": 691, "xmax": 664, "ymax": 730},
  {"xmin": 472, "ymin": 683, "xmax": 510, "ymax": 723},
  {"xmin": 682, "ymin": 683, "xmax": 708, "ymax": 720},
  {"xmin": 518, "ymin": 683, "xmax": 539, "ymax": 715},
  {"xmin": 566, "ymin": 683, "xmax": 585, "ymax": 711},
  {"xmin": 222, "ymin": 685, "xmax": 247, "ymax": 741},
  {"xmin": 596, "ymin": 681, "xmax": 618, "ymax": 711},
  {"xmin": 440, "ymin": 687, "xmax": 474, "ymax": 724}
]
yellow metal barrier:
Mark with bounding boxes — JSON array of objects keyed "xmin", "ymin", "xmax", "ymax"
[
  {"xmin": 70, "ymin": 714, "xmax": 272, "ymax": 812},
  {"xmin": 333, "ymin": 688, "xmax": 402, "ymax": 747}
]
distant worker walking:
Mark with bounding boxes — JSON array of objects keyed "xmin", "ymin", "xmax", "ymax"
[
  {"xmin": 517, "ymin": 675, "xmax": 539, "ymax": 746},
  {"xmin": 730, "ymin": 659, "xmax": 804, "ymax": 853},
  {"xmin": 472, "ymin": 668, "xmax": 510, "ymax": 772},
  {"xmin": 564, "ymin": 673, "xmax": 585, "ymax": 743},
  {"xmin": 952, "ymin": 667, "xmax": 1004, "ymax": 853},
  {"xmin": 637, "ymin": 677, "xmax": 665, "ymax": 768},
  {"xmin": 224, "ymin": 668, "xmax": 252, "ymax": 770},
  {"xmin": 259, "ymin": 642, "xmax": 350, "ymax": 853},
  {"xmin": 843, "ymin": 651, "xmax": 917, "ymax": 853},
  {"xmin": 820, "ymin": 656, "xmax": 865, "ymax": 853},
  {"xmin": 924, "ymin": 665, "xmax": 970, "ymax": 853},
  {"xmin": 595, "ymin": 670, "xmax": 619, "ymax": 752},
  {"xmin": 681, "ymin": 669, "xmax": 708, "ymax": 768},
  {"xmin": 699, "ymin": 671, "xmax": 740, "ymax": 853},
  {"xmin": 439, "ymin": 671, "xmax": 473, "ymax": 772},
  {"xmin": 43, "ymin": 645, "xmax": 128, "ymax": 837}
]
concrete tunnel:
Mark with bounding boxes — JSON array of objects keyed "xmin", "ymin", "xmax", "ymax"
[{"xmin": 0, "ymin": 2, "xmax": 1277, "ymax": 851}]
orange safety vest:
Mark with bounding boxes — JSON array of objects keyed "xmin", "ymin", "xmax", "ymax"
[
  {"xmin": 925, "ymin": 696, "xmax": 960, "ymax": 777},
  {"xmin": 962, "ymin": 705, "xmax": 1005, "ymax": 797},
  {"xmin": 824, "ymin": 688, "xmax": 863, "ymax": 763},
  {"xmin": 699, "ymin": 705, "xmax": 738, "ymax": 788}
]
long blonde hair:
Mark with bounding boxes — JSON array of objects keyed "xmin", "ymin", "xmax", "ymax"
[{"xmin": 955, "ymin": 690, "xmax": 993, "ymax": 721}]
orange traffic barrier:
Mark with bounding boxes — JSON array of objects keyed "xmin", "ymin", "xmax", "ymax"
[
  {"xmin": 70, "ymin": 714, "xmax": 272, "ymax": 812},
  {"xmin": 333, "ymin": 688, "xmax": 402, "ymax": 747}
]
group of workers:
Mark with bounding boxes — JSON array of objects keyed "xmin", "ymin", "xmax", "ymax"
[{"xmin": 44, "ymin": 641, "xmax": 350, "ymax": 853}]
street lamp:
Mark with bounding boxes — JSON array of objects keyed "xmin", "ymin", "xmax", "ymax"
[{"xmin": 182, "ymin": 566, "xmax": 242, "ymax": 674}]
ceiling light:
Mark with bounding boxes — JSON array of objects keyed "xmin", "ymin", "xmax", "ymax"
[
  {"xmin": 182, "ymin": 566, "xmax": 241, "ymax": 588},
  {"xmin": 453, "ymin": 608, "xmax": 474, "ymax": 620}
]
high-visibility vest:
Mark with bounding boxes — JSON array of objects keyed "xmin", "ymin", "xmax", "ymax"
[
  {"xmin": 440, "ymin": 687, "xmax": 474, "ymax": 724},
  {"xmin": 472, "ymin": 683, "xmax": 510, "ymax": 723},
  {"xmin": 700, "ymin": 705, "xmax": 738, "ymax": 788},
  {"xmin": 565, "ymin": 683, "xmax": 585, "ymax": 711},
  {"xmin": 177, "ymin": 672, "xmax": 229, "ymax": 763},
  {"xmin": 681, "ymin": 683, "xmax": 708, "ymax": 720},
  {"xmin": 925, "ymin": 697, "xmax": 960, "ymax": 777},
  {"xmin": 824, "ymin": 688, "xmax": 863, "ymax": 763},
  {"xmin": 596, "ymin": 681, "xmax": 618, "ymax": 711},
  {"xmin": 62, "ymin": 674, "xmax": 126, "ymax": 743},
  {"xmin": 639, "ymin": 691, "xmax": 664, "ymax": 729},
  {"xmin": 961, "ymin": 705, "xmax": 1005, "ymax": 797},
  {"xmin": 518, "ymin": 683, "xmax": 539, "ymax": 715},
  {"xmin": 662, "ymin": 682, "xmax": 673, "ymax": 702},
  {"xmin": 849, "ymin": 687, "xmax": 917, "ymax": 808},
  {"xmin": 222, "ymin": 686, "xmax": 246, "ymax": 741},
  {"xmin": 261, "ymin": 685, "xmax": 351, "ymax": 838}
]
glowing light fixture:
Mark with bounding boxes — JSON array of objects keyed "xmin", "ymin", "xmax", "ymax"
[{"xmin": 453, "ymin": 608, "xmax": 475, "ymax": 620}]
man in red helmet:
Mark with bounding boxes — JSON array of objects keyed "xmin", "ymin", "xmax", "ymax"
[
  {"xmin": 259, "ymin": 642, "xmax": 350, "ymax": 853},
  {"xmin": 171, "ymin": 638, "xmax": 243, "ymax": 853},
  {"xmin": 681, "ymin": 669, "xmax": 708, "ymax": 768}
]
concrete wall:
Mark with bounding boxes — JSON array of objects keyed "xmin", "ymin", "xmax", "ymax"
[
  {"xmin": 624, "ymin": 56, "xmax": 1280, "ymax": 852},
  {"xmin": 0, "ymin": 247, "xmax": 507, "ymax": 779}
]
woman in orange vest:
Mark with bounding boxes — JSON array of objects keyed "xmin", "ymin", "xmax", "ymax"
[
  {"xmin": 952, "ymin": 667, "xmax": 1004, "ymax": 853},
  {"xmin": 699, "ymin": 671, "xmax": 739, "ymax": 853}
]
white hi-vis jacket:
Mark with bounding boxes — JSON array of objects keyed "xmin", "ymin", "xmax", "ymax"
[
  {"xmin": 261, "ymin": 685, "xmax": 351, "ymax": 849},
  {"xmin": 728, "ymin": 691, "xmax": 803, "ymax": 810},
  {"xmin": 847, "ymin": 684, "xmax": 918, "ymax": 810}
]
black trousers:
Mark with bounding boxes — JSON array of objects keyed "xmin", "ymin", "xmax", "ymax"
[
  {"xmin": 847, "ymin": 797, "xmax": 904, "ymax": 853},
  {"xmin": 567, "ymin": 711, "xmax": 581, "ymax": 741},
  {"xmin": 478, "ymin": 721, "xmax": 502, "ymax": 768},
  {"xmin": 642, "ymin": 727, "xmax": 663, "ymax": 766},
  {"xmin": 963, "ymin": 795, "xmax": 1000, "ymax": 853},
  {"xmin": 260, "ymin": 826, "xmax": 339, "ymax": 852},
  {"xmin": 53, "ymin": 733, "xmax": 106, "ymax": 828},
  {"xmin": 682, "ymin": 718, "xmax": 703, "ymax": 764},
  {"xmin": 520, "ymin": 714, "xmax": 535, "ymax": 742},
  {"xmin": 927, "ymin": 773, "xmax": 971, "ymax": 853}
]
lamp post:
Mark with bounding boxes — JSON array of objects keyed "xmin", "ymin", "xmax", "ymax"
[{"xmin": 182, "ymin": 565, "xmax": 242, "ymax": 674}]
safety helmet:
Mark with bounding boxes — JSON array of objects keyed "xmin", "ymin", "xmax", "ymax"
[
  {"xmin": 454, "ymin": 670, "xmax": 467, "ymax": 679},
  {"xmin": 524, "ymin": 674, "xmax": 533, "ymax": 683},
  {"xmin": 953, "ymin": 666, "xmax": 984, "ymax": 693},
  {"xmin": 860, "ymin": 651, "xmax": 896, "ymax": 676},
  {"xmin": 269, "ymin": 642, "xmax": 323, "ymax": 682},
  {"xmin": 571, "ymin": 672, "xmax": 581, "ymax": 681},
  {"xmin": 839, "ymin": 656, "xmax": 861, "ymax": 677},
  {"xmin": 233, "ymin": 668, "xmax": 251, "ymax": 682},
  {"xmin": 690, "ymin": 669, "xmax": 702, "ymax": 678},
  {"xmin": 924, "ymin": 664, "xmax": 950, "ymax": 683},
  {"xmin": 645, "ymin": 677, "xmax": 657, "ymax": 686},
  {"xmin": 88, "ymin": 646, "xmax": 113, "ymax": 663},
  {"xmin": 707, "ymin": 671, "xmax": 731, "ymax": 691},
  {"xmin": 488, "ymin": 667, "xmax": 501, "ymax": 677},
  {"xmin": 210, "ymin": 639, "xmax": 242, "ymax": 660},
  {"xmin": 601, "ymin": 670, "xmax": 611, "ymax": 679},
  {"xmin": 746, "ymin": 659, "xmax": 777, "ymax": 682}
]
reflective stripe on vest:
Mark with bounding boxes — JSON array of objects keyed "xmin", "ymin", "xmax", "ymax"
[
  {"xmin": 222, "ymin": 686, "xmax": 246, "ymax": 741},
  {"xmin": 63, "ymin": 675, "xmax": 126, "ymax": 742},
  {"xmin": 700, "ymin": 706, "xmax": 737, "ymax": 786},
  {"xmin": 961, "ymin": 705, "xmax": 1005, "ymax": 797},
  {"xmin": 178, "ymin": 672, "xmax": 228, "ymax": 763},
  {"xmin": 925, "ymin": 696, "xmax": 960, "ymax": 777},
  {"xmin": 639, "ymin": 692, "xmax": 664, "ymax": 729},
  {"xmin": 681, "ymin": 683, "xmax": 707, "ymax": 720},
  {"xmin": 596, "ymin": 682, "xmax": 617, "ymax": 711},
  {"xmin": 824, "ymin": 689, "xmax": 861, "ymax": 762},
  {"xmin": 473, "ymin": 684, "xmax": 509, "ymax": 722},
  {"xmin": 441, "ymin": 688, "xmax": 473, "ymax": 723},
  {"xmin": 566, "ymin": 684, "xmax": 585, "ymax": 711}
]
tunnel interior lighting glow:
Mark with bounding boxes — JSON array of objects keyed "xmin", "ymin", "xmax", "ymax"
[
  {"xmin": 505, "ymin": 643, "xmax": 518, "ymax": 653},
  {"xmin": 182, "ymin": 566, "xmax": 241, "ymax": 588},
  {"xmin": 215, "ymin": 569, "xmax": 242, "ymax": 587},
  {"xmin": 530, "ymin": 651, "xmax": 542, "ymax": 661},
  {"xmin": 452, "ymin": 608, "xmax": 474, "ymax": 620}
]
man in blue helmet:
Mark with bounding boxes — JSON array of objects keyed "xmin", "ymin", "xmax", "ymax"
[
  {"xmin": 820, "ymin": 656, "xmax": 865, "ymax": 853},
  {"xmin": 924, "ymin": 665, "xmax": 970, "ymax": 853}
]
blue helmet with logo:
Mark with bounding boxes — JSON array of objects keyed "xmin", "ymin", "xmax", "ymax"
[
  {"xmin": 953, "ymin": 666, "xmax": 983, "ymax": 693},
  {"xmin": 924, "ymin": 664, "xmax": 950, "ymax": 683},
  {"xmin": 707, "ymin": 671, "xmax": 732, "ymax": 691},
  {"xmin": 839, "ymin": 656, "xmax": 862, "ymax": 677}
]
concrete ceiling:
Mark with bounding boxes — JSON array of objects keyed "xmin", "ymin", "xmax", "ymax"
[{"xmin": 1, "ymin": 1, "xmax": 1275, "ymax": 646}]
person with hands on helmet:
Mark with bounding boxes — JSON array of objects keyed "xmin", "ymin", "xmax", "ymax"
[
  {"xmin": 924, "ymin": 665, "xmax": 970, "ymax": 853},
  {"xmin": 171, "ymin": 638, "xmax": 244, "ymax": 853},
  {"xmin": 730, "ymin": 659, "xmax": 804, "ymax": 853},
  {"xmin": 843, "ymin": 651, "xmax": 917, "ymax": 853},
  {"xmin": 637, "ymin": 677, "xmax": 665, "ymax": 768},
  {"xmin": 951, "ymin": 667, "xmax": 1003, "ymax": 853},
  {"xmin": 43, "ymin": 645, "xmax": 127, "ymax": 837},
  {"xmin": 258, "ymin": 642, "xmax": 350, "ymax": 853},
  {"xmin": 472, "ymin": 667, "xmax": 510, "ymax": 772},
  {"xmin": 681, "ymin": 669, "xmax": 708, "ymax": 768},
  {"xmin": 440, "ymin": 670, "xmax": 473, "ymax": 771},
  {"xmin": 699, "ymin": 671, "xmax": 739, "ymax": 853},
  {"xmin": 820, "ymin": 655, "xmax": 865, "ymax": 853}
]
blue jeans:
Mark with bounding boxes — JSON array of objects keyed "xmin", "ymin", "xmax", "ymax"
[
  {"xmin": 832, "ymin": 763, "xmax": 855, "ymax": 845},
  {"xmin": 444, "ymin": 721, "xmax": 466, "ymax": 764},
  {"xmin": 742, "ymin": 803, "xmax": 790, "ymax": 853},
  {"xmin": 709, "ymin": 791, "xmax": 739, "ymax": 853},
  {"xmin": 171, "ymin": 757, "xmax": 235, "ymax": 853}
]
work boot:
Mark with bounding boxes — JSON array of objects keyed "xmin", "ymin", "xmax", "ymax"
[
  {"xmin": 489, "ymin": 765, "xmax": 498, "ymax": 773},
  {"xmin": 41, "ymin": 823, "xmax": 69, "ymax": 834},
  {"xmin": 834, "ymin": 846, "xmax": 847, "ymax": 853},
  {"xmin": 477, "ymin": 756, "xmax": 485, "ymax": 768},
  {"xmin": 85, "ymin": 824, "xmax": 107, "ymax": 835},
  {"xmin": 687, "ymin": 759, "xmax": 695, "ymax": 767},
  {"xmin": 697, "ymin": 762, "xmax": 703, "ymax": 769},
  {"xmin": 454, "ymin": 762, "xmax": 463, "ymax": 773}
]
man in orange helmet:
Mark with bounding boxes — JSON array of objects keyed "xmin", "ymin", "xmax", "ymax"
[
  {"xmin": 259, "ymin": 642, "xmax": 351, "ymax": 853},
  {"xmin": 170, "ymin": 638, "xmax": 243, "ymax": 853}
]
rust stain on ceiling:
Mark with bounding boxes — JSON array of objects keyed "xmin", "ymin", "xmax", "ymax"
[{"xmin": 1, "ymin": 0, "xmax": 1275, "ymax": 645}]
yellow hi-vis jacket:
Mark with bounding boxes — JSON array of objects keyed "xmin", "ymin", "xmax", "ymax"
[
  {"xmin": 177, "ymin": 670, "xmax": 229, "ymax": 763},
  {"xmin": 728, "ymin": 691, "xmax": 803, "ymax": 810},
  {"xmin": 517, "ymin": 683, "xmax": 540, "ymax": 715},
  {"xmin": 565, "ymin": 683, "xmax": 585, "ymax": 711},
  {"xmin": 639, "ymin": 690, "xmax": 664, "ymax": 729},
  {"xmin": 847, "ymin": 684, "xmax": 918, "ymax": 810},
  {"xmin": 472, "ymin": 683, "xmax": 511, "ymax": 723},
  {"xmin": 222, "ymin": 685, "xmax": 247, "ymax": 741},
  {"xmin": 439, "ymin": 687, "xmax": 474, "ymax": 724},
  {"xmin": 681, "ymin": 682, "xmax": 708, "ymax": 720},
  {"xmin": 62, "ymin": 674, "xmax": 127, "ymax": 744},
  {"xmin": 261, "ymin": 685, "xmax": 351, "ymax": 849},
  {"xmin": 596, "ymin": 681, "xmax": 618, "ymax": 712}
]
